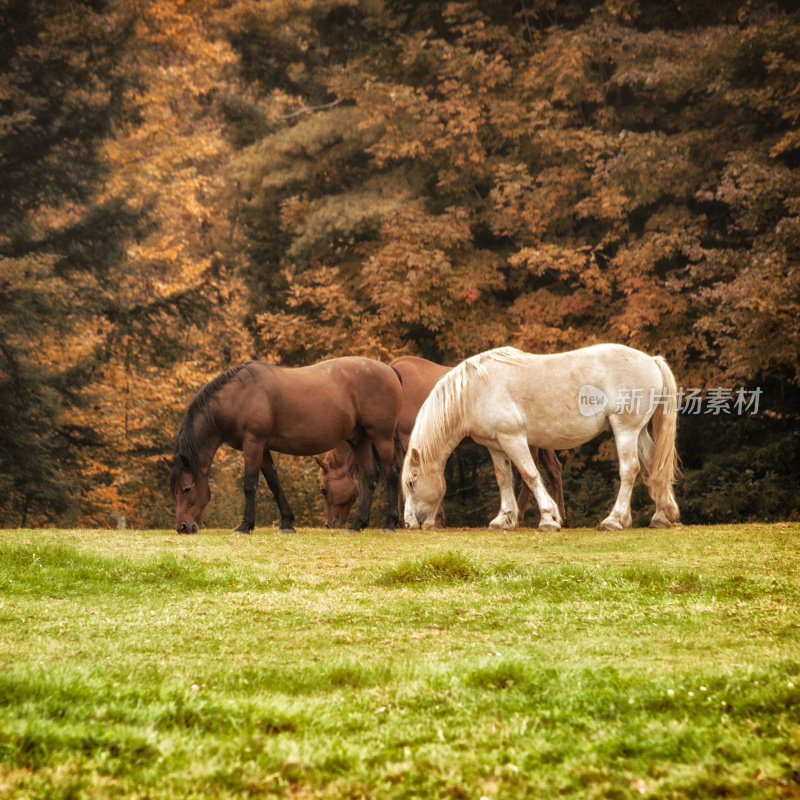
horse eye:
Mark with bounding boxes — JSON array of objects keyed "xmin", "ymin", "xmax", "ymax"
[
  {"xmin": 321, "ymin": 487, "xmax": 328, "ymax": 496},
  {"xmin": 182, "ymin": 486, "xmax": 192, "ymax": 495}
]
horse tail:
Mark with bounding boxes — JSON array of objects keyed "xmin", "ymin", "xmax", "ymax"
[{"xmin": 648, "ymin": 356, "xmax": 680, "ymax": 522}]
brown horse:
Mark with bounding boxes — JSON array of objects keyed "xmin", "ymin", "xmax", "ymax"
[
  {"xmin": 166, "ymin": 358, "xmax": 402, "ymax": 534},
  {"xmin": 315, "ymin": 356, "xmax": 565, "ymax": 527}
]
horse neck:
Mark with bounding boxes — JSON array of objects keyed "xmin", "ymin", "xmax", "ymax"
[
  {"xmin": 410, "ymin": 368, "xmax": 471, "ymax": 470},
  {"xmin": 191, "ymin": 409, "xmax": 223, "ymax": 472},
  {"xmin": 411, "ymin": 414, "xmax": 464, "ymax": 474},
  {"xmin": 329, "ymin": 442, "xmax": 357, "ymax": 477}
]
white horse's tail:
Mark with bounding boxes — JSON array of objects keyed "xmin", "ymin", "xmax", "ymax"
[{"xmin": 648, "ymin": 356, "xmax": 680, "ymax": 522}]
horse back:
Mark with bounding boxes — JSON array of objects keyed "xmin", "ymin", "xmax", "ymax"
[
  {"xmin": 468, "ymin": 344, "xmax": 667, "ymax": 450},
  {"xmin": 213, "ymin": 358, "xmax": 402, "ymax": 455}
]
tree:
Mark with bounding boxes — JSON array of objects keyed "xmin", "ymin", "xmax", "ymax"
[
  {"xmin": 1, "ymin": 0, "xmax": 257, "ymax": 527},
  {"xmin": 3, "ymin": 0, "xmax": 797, "ymax": 526},
  {"xmin": 221, "ymin": 0, "xmax": 800, "ymax": 524},
  {"xmin": 72, "ymin": 0, "xmax": 257, "ymax": 526},
  {"xmin": 221, "ymin": 0, "xmax": 799, "ymax": 376},
  {"xmin": 0, "ymin": 0, "xmax": 140, "ymax": 525}
]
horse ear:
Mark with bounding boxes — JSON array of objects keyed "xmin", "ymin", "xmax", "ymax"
[
  {"xmin": 409, "ymin": 447, "xmax": 421, "ymax": 468},
  {"xmin": 313, "ymin": 454, "xmax": 327, "ymax": 472},
  {"xmin": 162, "ymin": 456, "xmax": 174, "ymax": 470}
]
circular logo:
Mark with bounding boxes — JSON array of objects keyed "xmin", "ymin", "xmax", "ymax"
[{"xmin": 577, "ymin": 384, "xmax": 608, "ymax": 416}]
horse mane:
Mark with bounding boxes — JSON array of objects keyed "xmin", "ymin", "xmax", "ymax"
[
  {"xmin": 408, "ymin": 347, "xmax": 529, "ymax": 469},
  {"xmin": 169, "ymin": 363, "xmax": 256, "ymax": 491}
]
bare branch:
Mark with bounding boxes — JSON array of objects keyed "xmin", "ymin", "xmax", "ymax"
[{"xmin": 276, "ymin": 99, "xmax": 341, "ymax": 121}]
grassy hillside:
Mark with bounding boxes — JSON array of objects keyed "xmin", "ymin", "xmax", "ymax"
[{"xmin": 1, "ymin": 524, "xmax": 798, "ymax": 798}]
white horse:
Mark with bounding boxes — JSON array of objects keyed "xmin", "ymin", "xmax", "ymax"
[{"xmin": 402, "ymin": 344, "xmax": 680, "ymax": 532}]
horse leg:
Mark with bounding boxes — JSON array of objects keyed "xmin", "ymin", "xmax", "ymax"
[
  {"xmin": 637, "ymin": 428, "xmax": 679, "ymax": 529},
  {"xmin": 347, "ymin": 431, "xmax": 380, "ymax": 532},
  {"xmin": 540, "ymin": 448, "xmax": 566, "ymax": 522},
  {"xmin": 235, "ymin": 439, "xmax": 264, "ymax": 534},
  {"xmin": 260, "ymin": 450, "xmax": 296, "ymax": 534},
  {"xmin": 488, "ymin": 447, "xmax": 520, "ymax": 530},
  {"xmin": 374, "ymin": 434, "xmax": 400, "ymax": 532},
  {"xmin": 518, "ymin": 448, "xmax": 564, "ymax": 523},
  {"xmin": 497, "ymin": 434, "xmax": 561, "ymax": 532},
  {"xmin": 599, "ymin": 424, "xmax": 639, "ymax": 531},
  {"xmin": 516, "ymin": 477, "xmax": 532, "ymax": 523}
]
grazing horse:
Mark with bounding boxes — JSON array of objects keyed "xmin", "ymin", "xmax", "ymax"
[
  {"xmin": 403, "ymin": 345, "xmax": 679, "ymax": 532},
  {"xmin": 165, "ymin": 358, "xmax": 402, "ymax": 534},
  {"xmin": 313, "ymin": 444, "xmax": 361, "ymax": 529},
  {"xmin": 316, "ymin": 355, "xmax": 565, "ymax": 527}
]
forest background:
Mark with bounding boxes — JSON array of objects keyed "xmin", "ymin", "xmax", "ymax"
[{"xmin": 1, "ymin": 0, "xmax": 798, "ymax": 530}]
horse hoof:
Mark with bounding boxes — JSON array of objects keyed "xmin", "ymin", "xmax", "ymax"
[
  {"xmin": 278, "ymin": 527, "xmax": 295, "ymax": 534},
  {"xmin": 233, "ymin": 525, "xmax": 253, "ymax": 534},
  {"xmin": 648, "ymin": 513, "xmax": 672, "ymax": 529},
  {"xmin": 538, "ymin": 522, "xmax": 561, "ymax": 532},
  {"xmin": 380, "ymin": 527, "xmax": 396, "ymax": 533},
  {"xmin": 598, "ymin": 519, "xmax": 623, "ymax": 531}
]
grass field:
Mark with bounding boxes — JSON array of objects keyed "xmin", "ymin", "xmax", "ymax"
[{"xmin": 1, "ymin": 523, "xmax": 798, "ymax": 798}]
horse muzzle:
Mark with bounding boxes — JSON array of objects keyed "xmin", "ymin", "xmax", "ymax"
[
  {"xmin": 405, "ymin": 510, "xmax": 436, "ymax": 530},
  {"xmin": 177, "ymin": 521, "xmax": 199, "ymax": 534}
]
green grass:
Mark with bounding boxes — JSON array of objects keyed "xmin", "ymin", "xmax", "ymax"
[{"xmin": 1, "ymin": 523, "xmax": 799, "ymax": 798}]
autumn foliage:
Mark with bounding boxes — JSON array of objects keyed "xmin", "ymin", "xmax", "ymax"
[{"xmin": 1, "ymin": 0, "xmax": 798, "ymax": 528}]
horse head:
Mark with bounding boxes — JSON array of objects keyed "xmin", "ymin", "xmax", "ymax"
[
  {"xmin": 314, "ymin": 448, "xmax": 359, "ymax": 528},
  {"xmin": 402, "ymin": 447, "xmax": 446, "ymax": 530},
  {"xmin": 164, "ymin": 455, "xmax": 211, "ymax": 534}
]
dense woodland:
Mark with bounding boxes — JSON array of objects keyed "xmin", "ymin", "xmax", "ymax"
[{"xmin": 1, "ymin": 0, "xmax": 798, "ymax": 529}]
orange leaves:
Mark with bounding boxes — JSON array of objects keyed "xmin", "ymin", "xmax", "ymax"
[
  {"xmin": 5, "ymin": 0, "xmax": 800, "ymax": 528},
  {"xmin": 695, "ymin": 253, "xmax": 800, "ymax": 385},
  {"xmin": 230, "ymin": 0, "xmax": 800, "ymax": 390},
  {"xmin": 509, "ymin": 245, "xmax": 591, "ymax": 279},
  {"xmin": 487, "ymin": 161, "xmax": 546, "ymax": 240},
  {"xmin": 52, "ymin": 0, "xmax": 256, "ymax": 526},
  {"xmin": 254, "ymin": 267, "xmax": 396, "ymax": 364},
  {"xmin": 362, "ymin": 207, "xmax": 496, "ymax": 316}
]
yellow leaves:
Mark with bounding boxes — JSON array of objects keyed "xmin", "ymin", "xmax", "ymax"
[
  {"xmin": 509, "ymin": 245, "xmax": 591, "ymax": 279},
  {"xmin": 507, "ymin": 295, "xmax": 583, "ymax": 353},
  {"xmin": 357, "ymin": 207, "xmax": 504, "ymax": 348},
  {"xmin": 43, "ymin": 0, "xmax": 259, "ymax": 526},
  {"xmin": 104, "ymin": 0, "xmax": 236, "ymax": 234},
  {"xmin": 694, "ymin": 254, "xmax": 800, "ymax": 384},
  {"xmin": 770, "ymin": 129, "xmax": 800, "ymax": 159},
  {"xmin": 487, "ymin": 161, "xmax": 548, "ymax": 240},
  {"xmin": 575, "ymin": 185, "xmax": 628, "ymax": 224},
  {"xmin": 231, "ymin": 106, "xmax": 365, "ymax": 195},
  {"xmin": 580, "ymin": 257, "xmax": 613, "ymax": 295},
  {"xmin": 282, "ymin": 266, "xmax": 359, "ymax": 321},
  {"xmin": 161, "ymin": 244, "xmax": 184, "ymax": 264}
]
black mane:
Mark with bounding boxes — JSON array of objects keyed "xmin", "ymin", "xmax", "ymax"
[{"xmin": 169, "ymin": 363, "xmax": 256, "ymax": 492}]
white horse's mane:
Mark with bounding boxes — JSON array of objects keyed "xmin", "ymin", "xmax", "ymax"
[{"xmin": 407, "ymin": 347, "xmax": 529, "ymax": 470}]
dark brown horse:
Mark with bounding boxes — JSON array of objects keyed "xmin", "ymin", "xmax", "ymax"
[
  {"xmin": 166, "ymin": 358, "xmax": 402, "ymax": 534},
  {"xmin": 315, "ymin": 355, "xmax": 565, "ymax": 527}
]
